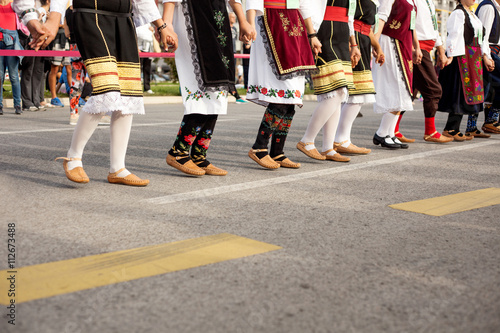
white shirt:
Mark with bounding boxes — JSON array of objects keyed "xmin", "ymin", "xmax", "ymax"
[
  {"xmin": 13, "ymin": 0, "xmax": 67, "ymax": 25},
  {"xmin": 476, "ymin": 0, "xmax": 500, "ymax": 46},
  {"xmin": 413, "ymin": 0, "xmax": 443, "ymax": 47},
  {"xmin": 446, "ymin": 8, "xmax": 490, "ymax": 58},
  {"xmin": 247, "ymin": 0, "xmax": 312, "ymax": 22}
]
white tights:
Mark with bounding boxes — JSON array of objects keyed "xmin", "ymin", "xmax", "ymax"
[
  {"xmin": 301, "ymin": 89, "xmax": 346, "ymax": 154},
  {"xmin": 376, "ymin": 112, "xmax": 399, "ymax": 138},
  {"xmin": 67, "ymin": 111, "xmax": 133, "ymax": 177},
  {"xmin": 335, "ymin": 103, "xmax": 362, "ymax": 147}
]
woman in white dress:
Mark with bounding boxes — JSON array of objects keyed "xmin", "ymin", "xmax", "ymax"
[
  {"xmin": 246, "ymin": 0, "xmax": 320, "ymax": 169},
  {"xmin": 372, "ymin": 0, "xmax": 422, "ymax": 149}
]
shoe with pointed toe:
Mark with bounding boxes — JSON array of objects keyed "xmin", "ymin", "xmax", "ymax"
[
  {"xmin": 248, "ymin": 149, "xmax": 280, "ymax": 169},
  {"xmin": 321, "ymin": 149, "xmax": 350, "ymax": 162},
  {"xmin": 296, "ymin": 141, "xmax": 326, "ymax": 160},
  {"xmin": 108, "ymin": 168, "xmax": 149, "ymax": 186},
  {"xmin": 55, "ymin": 157, "xmax": 89, "ymax": 183},
  {"xmin": 394, "ymin": 132, "xmax": 415, "ymax": 143},
  {"xmin": 424, "ymin": 131, "xmax": 454, "ymax": 143},
  {"xmin": 272, "ymin": 155, "xmax": 301, "ymax": 168},
  {"xmin": 200, "ymin": 164, "xmax": 228, "ymax": 176},
  {"xmin": 166, "ymin": 154, "xmax": 205, "ymax": 176}
]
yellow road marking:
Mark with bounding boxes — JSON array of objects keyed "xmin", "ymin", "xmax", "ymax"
[
  {"xmin": 389, "ymin": 187, "xmax": 500, "ymax": 216},
  {"xmin": 0, "ymin": 233, "xmax": 281, "ymax": 304}
]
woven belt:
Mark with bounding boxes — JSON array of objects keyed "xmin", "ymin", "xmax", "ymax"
[
  {"xmin": 323, "ymin": 6, "xmax": 348, "ymax": 23},
  {"xmin": 354, "ymin": 20, "xmax": 371, "ymax": 36},
  {"xmin": 264, "ymin": 0, "xmax": 287, "ymax": 9},
  {"xmin": 490, "ymin": 45, "xmax": 500, "ymax": 55},
  {"xmin": 72, "ymin": 8, "xmax": 132, "ymax": 17}
]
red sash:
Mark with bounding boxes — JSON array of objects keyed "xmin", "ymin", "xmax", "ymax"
[
  {"xmin": 262, "ymin": 9, "xmax": 316, "ymax": 76},
  {"xmin": 419, "ymin": 40, "xmax": 435, "ymax": 53},
  {"xmin": 264, "ymin": 0, "xmax": 287, "ymax": 9},
  {"xmin": 323, "ymin": 6, "xmax": 349, "ymax": 23},
  {"xmin": 382, "ymin": 0, "xmax": 415, "ymax": 93},
  {"xmin": 354, "ymin": 20, "xmax": 371, "ymax": 36},
  {"xmin": 458, "ymin": 39, "xmax": 484, "ymax": 105}
]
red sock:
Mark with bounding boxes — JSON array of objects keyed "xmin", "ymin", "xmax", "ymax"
[
  {"xmin": 394, "ymin": 114, "xmax": 403, "ymax": 138},
  {"xmin": 424, "ymin": 117, "xmax": 441, "ymax": 137}
]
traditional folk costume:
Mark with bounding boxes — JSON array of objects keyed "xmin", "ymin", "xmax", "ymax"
[
  {"xmin": 372, "ymin": 0, "xmax": 416, "ymax": 149},
  {"xmin": 297, "ymin": 0, "xmax": 356, "ymax": 162},
  {"xmin": 469, "ymin": 0, "xmax": 500, "ymax": 135},
  {"xmin": 335, "ymin": 0, "xmax": 379, "ymax": 155},
  {"xmin": 55, "ymin": 0, "xmax": 163, "ymax": 186},
  {"xmin": 164, "ymin": 0, "xmax": 239, "ymax": 176},
  {"xmin": 247, "ymin": 0, "xmax": 316, "ymax": 169},
  {"xmin": 437, "ymin": 4, "xmax": 489, "ymax": 141},
  {"xmin": 412, "ymin": 0, "xmax": 453, "ymax": 143}
]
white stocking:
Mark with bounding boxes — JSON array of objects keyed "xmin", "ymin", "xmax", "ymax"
[
  {"xmin": 389, "ymin": 112, "xmax": 400, "ymax": 138},
  {"xmin": 322, "ymin": 108, "xmax": 341, "ymax": 153},
  {"xmin": 110, "ymin": 111, "xmax": 133, "ymax": 177},
  {"xmin": 301, "ymin": 90, "xmax": 345, "ymax": 151},
  {"xmin": 376, "ymin": 112, "xmax": 398, "ymax": 137},
  {"xmin": 67, "ymin": 111, "xmax": 104, "ymax": 170},
  {"xmin": 336, "ymin": 103, "xmax": 362, "ymax": 147}
]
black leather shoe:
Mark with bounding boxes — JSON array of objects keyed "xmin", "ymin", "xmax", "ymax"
[
  {"xmin": 0, "ymin": 108, "xmax": 3, "ymax": 115},
  {"xmin": 392, "ymin": 137, "xmax": 409, "ymax": 149},
  {"xmin": 373, "ymin": 134, "xmax": 400, "ymax": 149}
]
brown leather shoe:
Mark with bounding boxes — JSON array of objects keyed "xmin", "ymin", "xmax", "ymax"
[
  {"xmin": 166, "ymin": 154, "xmax": 205, "ymax": 176},
  {"xmin": 108, "ymin": 168, "xmax": 149, "ymax": 186},
  {"xmin": 200, "ymin": 164, "xmax": 228, "ymax": 176},
  {"xmin": 394, "ymin": 132, "xmax": 415, "ymax": 143},
  {"xmin": 296, "ymin": 141, "xmax": 326, "ymax": 160},
  {"xmin": 482, "ymin": 123, "xmax": 500, "ymax": 134},
  {"xmin": 55, "ymin": 157, "xmax": 89, "ymax": 183},
  {"xmin": 423, "ymin": 131, "xmax": 453, "ymax": 143},
  {"xmin": 464, "ymin": 132, "xmax": 474, "ymax": 140},
  {"xmin": 334, "ymin": 141, "xmax": 371, "ymax": 154},
  {"xmin": 248, "ymin": 149, "xmax": 280, "ymax": 169},
  {"xmin": 466, "ymin": 129, "xmax": 491, "ymax": 138},
  {"xmin": 442, "ymin": 130, "xmax": 466, "ymax": 141},
  {"xmin": 321, "ymin": 149, "xmax": 350, "ymax": 162},
  {"xmin": 272, "ymin": 155, "xmax": 301, "ymax": 168}
]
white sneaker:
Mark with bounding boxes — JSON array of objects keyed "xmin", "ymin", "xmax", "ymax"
[
  {"xmin": 146, "ymin": 89, "xmax": 154, "ymax": 94},
  {"xmin": 69, "ymin": 113, "xmax": 79, "ymax": 125},
  {"xmin": 99, "ymin": 115, "xmax": 111, "ymax": 125}
]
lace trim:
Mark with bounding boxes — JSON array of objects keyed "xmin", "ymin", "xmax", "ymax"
[
  {"xmin": 317, "ymin": 87, "xmax": 349, "ymax": 103},
  {"xmin": 258, "ymin": 16, "xmax": 314, "ymax": 81},
  {"xmin": 82, "ymin": 92, "xmax": 145, "ymax": 115},
  {"xmin": 181, "ymin": 1, "xmax": 233, "ymax": 93}
]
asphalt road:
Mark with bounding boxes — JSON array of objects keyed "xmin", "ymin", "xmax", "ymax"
[{"xmin": 0, "ymin": 100, "xmax": 499, "ymax": 333}]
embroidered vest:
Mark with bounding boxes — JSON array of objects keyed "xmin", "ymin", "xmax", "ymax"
[
  {"xmin": 475, "ymin": 0, "xmax": 500, "ymax": 44},
  {"xmin": 456, "ymin": 4, "xmax": 485, "ymax": 46}
]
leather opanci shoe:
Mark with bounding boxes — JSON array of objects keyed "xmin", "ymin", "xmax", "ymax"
[
  {"xmin": 248, "ymin": 149, "xmax": 280, "ymax": 169},
  {"xmin": 272, "ymin": 154, "xmax": 301, "ymax": 168},
  {"xmin": 424, "ymin": 131, "xmax": 453, "ymax": 143},
  {"xmin": 55, "ymin": 157, "xmax": 89, "ymax": 183},
  {"xmin": 108, "ymin": 168, "xmax": 149, "ymax": 186},
  {"xmin": 321, "ymin": 149, "xmax": 350, "ymax": 162},
  {"xmin": 394, "ymin": 131, "xmax": 415, "ymax": 143},
  {"xmin": 200, "ymin": 164, "xmax": 228, "ymax": 176},
  {"xmin": 166, "ymin": 154, "xmax": 205, "ymax": 176},
  {"xmin": 296, "ymin": 141, "xmax": 326, "ymax": 160},
  {"xmin": 334, "ymin": 141, "xmax": 371, "ymax": 154}
]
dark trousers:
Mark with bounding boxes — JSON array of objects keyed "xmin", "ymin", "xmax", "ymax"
[
  {"xmin": 413, "ymin": 49, "xmax": 442, "ymax": 118},
  {"xmin": 140, "ymin": 57, "xmax": 152, "ymax": 91}
]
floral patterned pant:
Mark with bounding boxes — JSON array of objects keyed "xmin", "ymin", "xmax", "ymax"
[
  {"xmin": 169, "ymin": 114, "xmax": 218, "ymax": 167},
  {"xmin": 252, "ymin": 103, "xmax": 296, "ymax": 158}
]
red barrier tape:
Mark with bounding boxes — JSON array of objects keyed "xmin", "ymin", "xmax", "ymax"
[{"xmin": 0, "ymin": 50, "xmax": 250, "ymax": 58}]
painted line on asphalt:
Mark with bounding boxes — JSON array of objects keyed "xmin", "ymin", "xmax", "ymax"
[
  {"xmin": 143, "ymin": 141, "xmax": 499, "ymax": 205},
  {"xmin": 389, "ymin": 187, "xmax": 500, "ymax": 216},
  {"xmin": 0, "ymin": 233, "xmax": 281, "ymax": 304},
  {"xmin": 0, "ymin": 119, "xmax": 237, "ymax": 135}
]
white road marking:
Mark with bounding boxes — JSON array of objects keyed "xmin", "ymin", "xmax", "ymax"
[{"xmin": 143, "ymin": 141, "xmax": 499, "ymax": 204}]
